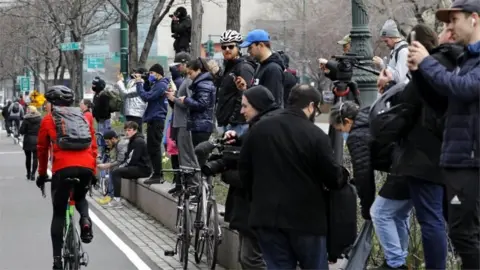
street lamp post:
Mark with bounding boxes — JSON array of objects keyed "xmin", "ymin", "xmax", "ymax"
[
  {"xmin": 301, "ymin": 0, "xmax": 307, "ymax": 83},
  {"xmin": 350, "ymin": 0, "xmax": 378, "ymax": 106},
  {"xmin": 120, "ymin": 0, "xmax": 129, "ymax": 79}
]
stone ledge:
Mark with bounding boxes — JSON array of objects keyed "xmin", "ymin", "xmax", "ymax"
[{"xmin": 121, "ymin": 178, "xmax": 239, "ymax": 269}]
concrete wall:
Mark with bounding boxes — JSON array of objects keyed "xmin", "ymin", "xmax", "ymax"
[{"xmin": 120, "ymin": 178, "xmax": 241, "ymax": 269}]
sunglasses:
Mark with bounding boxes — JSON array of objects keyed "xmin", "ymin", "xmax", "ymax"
[{"xmin": 221, "ymin": 44, "xmax": 236, "ymax": 50}]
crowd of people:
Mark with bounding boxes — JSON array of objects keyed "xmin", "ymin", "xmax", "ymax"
[{"xmin": 2, "ymin": 1, "xmax": 479, "ymax": 269}]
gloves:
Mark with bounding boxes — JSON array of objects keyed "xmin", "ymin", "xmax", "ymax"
[{"xmin": 36, "ymin": 174, "xmax": 48, "ymax": 189}]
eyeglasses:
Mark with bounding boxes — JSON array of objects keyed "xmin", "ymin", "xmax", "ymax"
[{"xmin": 221, "ymin": 44, "xmax": 236, "ymax": 50}]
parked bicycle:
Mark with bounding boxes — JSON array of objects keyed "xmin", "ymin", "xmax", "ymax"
[
  {"xmin": 163, "ymin": 166, "xmax": 202, "ymax": 270},
  {"xmin": 193, "ymin": 174, "xmax": 221, "ymax": 269},
  {"xmin": 40, "ymin": 178, "xmax": 89, "ymax": 270}
]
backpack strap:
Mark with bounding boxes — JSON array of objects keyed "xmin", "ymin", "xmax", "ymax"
[{"xmin": 394, "ymin": 44, "xmax": 408, "ymax": 63}]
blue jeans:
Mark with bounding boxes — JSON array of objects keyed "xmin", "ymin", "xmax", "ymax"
[
  {"xmin": 256, "ymin": 228, "xmax": 328, "ymax": 269},
  {"xmin": 96, "ymin": 119, "xmax": 111, "ymax": 134},
  {"xmin": 370, "ymin": 196, "xmax": 412, "ymax": 268},
  {"xmin": 106, "ymin": 172, "xmax": 114, "ymax": 197},
  {"xmin": 217, "ymin": 124, "xmax": 249, "ymax": 137},
  {"xmin": 408, "ymin": 177, "xmax": 447, "ymax": 269}
]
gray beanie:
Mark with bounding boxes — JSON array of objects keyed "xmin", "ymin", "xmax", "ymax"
[{"xmin": 380, "ymin": 19, "xmax": 401, "ymax": 38}]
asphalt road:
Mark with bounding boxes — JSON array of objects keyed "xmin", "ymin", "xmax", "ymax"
[{"xmin": 0, "ymin": 132, "xmax": 159, "ymax": 270}]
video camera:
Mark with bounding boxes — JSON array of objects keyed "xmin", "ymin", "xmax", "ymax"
[
  {"xmin": 194, "ymin": 138, "xmax": 242, "ymax": 177},
  {"xmin": 331, "ymin": 54, "xmax": 365, "ymax": 82}
]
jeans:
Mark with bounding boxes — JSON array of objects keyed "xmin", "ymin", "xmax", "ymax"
[
  {"xmin": 217, "ymin": 124, "xmax": 249, "ymax": 137},
  {"xmin": 96, "ymin": 119, "xmax": 111, "ymax": 134},
  {"xmin": 239, "ymin": 233, "xmax": 266, "ymax": 270},
  {"xmin": 256, "ymin": 228, "xmax": 328, "ymax": 270},
  {"xmin": 111, "ymin": 166, "xmax": 151, "ymax": 197},
  {"xmin": 147, "ymin": 120, "xmax": 164, "ymax": 176},
  {"xmin": 408, "ymin": 177, "xmax": 447, "ymax": 269},
  {"xmin": 370, "ymin": 196, "xmax": 412, "ymax": 268},
  {"xmin": 444, "ymin": 169, "xmax": 480, "ymax": 269}
]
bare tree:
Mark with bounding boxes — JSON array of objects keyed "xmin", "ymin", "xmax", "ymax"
[
  {"xmin": 226, "ymin": 0, "xmax": 241, "ymax": 30},
  {"xmin": 190, "ymin": 0, "xmax": 204, "ymax": 58}
]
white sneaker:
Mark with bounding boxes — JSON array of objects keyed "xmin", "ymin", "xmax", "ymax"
[{"xmin": 106, "ymin": 198, "xmax": 123, "ymax": 208}]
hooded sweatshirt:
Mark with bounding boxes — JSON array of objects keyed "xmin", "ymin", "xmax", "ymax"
[{"xmin": 252, "ymin": 52, "xmax": 285, "ymax": 108}]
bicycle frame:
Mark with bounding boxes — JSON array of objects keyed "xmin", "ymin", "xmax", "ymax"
[{"xmin": 64, "ymin": 191, "xmax": 75, "ymax": 240}]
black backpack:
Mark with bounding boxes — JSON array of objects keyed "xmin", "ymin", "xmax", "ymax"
[
  {"xmin": 11, "ymin": 103, "xmax": 19, "ymax": 113},
  {"xmin": 52, "ymin": 107, "xmax": 92, "ymax": 150}
]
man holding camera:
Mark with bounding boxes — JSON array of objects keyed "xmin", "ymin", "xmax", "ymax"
[{"xmin": 170, "ymin": 7, "xmax": 192, "ymax": 54}]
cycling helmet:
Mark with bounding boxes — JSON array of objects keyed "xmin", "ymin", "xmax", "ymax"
[
  {"xmin": 220, "ymin": 30, "xmax": 242, "ymax": 44},
  {"xmin": 45, "ymin": 85, "xmax": 74, "ymax": 106},
  {"xmin": 369, "ymin": 82, "xmax": 415, "ymax": 144}
]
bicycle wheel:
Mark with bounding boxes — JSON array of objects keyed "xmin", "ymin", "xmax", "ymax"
[
  {"xmin": 205, "ymin": 201, "xmax": 220, "ymax": 269},
  {"xmin": 193, "ymin": 196, "xmax": 205, "ymax": 263},
  {"xmin": 182, "ymin": 197, "xmax": 191, "ymax": 270},
  {"xmin": 63, "ymin": 222, "xmax": 81, "ymax": 270}
]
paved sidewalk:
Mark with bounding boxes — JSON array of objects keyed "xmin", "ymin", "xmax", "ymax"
[{"xmin": 88, "ymin": 190, "xmax": 222, "ymax": 270}]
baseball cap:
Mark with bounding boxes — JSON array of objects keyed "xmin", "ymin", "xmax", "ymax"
[
  {"xmin": 337, "ymin": 34, "xmax": 351, "ymax": 45},
  {"xmin": 239, "ymin": 29, "xmax": 270, "ymax": 48},
  {"xmin": 170, "ymin": 52, "xmax": 192, "ymax": 67},
  {"xmin": 436, "ymin": 0, "xmax": 480, "ymax": 23},
  {"xmin": 103, "ymin": 130, "xmax": 118, "ymax": 140}
]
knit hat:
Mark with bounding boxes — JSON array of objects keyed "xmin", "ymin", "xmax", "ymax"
[
  {"xmin": 380, "ymin": 19, "xmax": 401, "ymax": 38},
  {"xmin": 92, "ymin": 76, "xmax": 106, "ymax": 90},
  {"xmin": 149, "ymin": 63, "xmax": 164, "ymax": 76},
  {"xmin": 103, "ymin": 130, "xmax": 118, "ymax": 140},
  {"xmin": 243, "ymin": 85, "xmax": 276, "ymax": 112}
]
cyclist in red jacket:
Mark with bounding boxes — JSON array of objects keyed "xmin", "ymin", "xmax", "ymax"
[{"xmin": 36, "ymin": 86, "xmax": 98, "ymax": 270}]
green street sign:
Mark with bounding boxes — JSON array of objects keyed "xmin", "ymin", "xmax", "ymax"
[
  {"xmin": 60, "ymin": 42, "xmax": 81, "ymax": 51},
  {"xmin": 87, "ymin": 57, "xmax": 105, "ymax": 69},
  {"xmin": 18, "ymin": 76, "xmax": 30, "ymax": 92}
]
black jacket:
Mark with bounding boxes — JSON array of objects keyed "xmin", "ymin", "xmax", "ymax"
[
  {"xmin": 92, "ymin": 90, "xmax": 110, "ymax": 121},
  {"xmin": 125, "ymin": 132, "xmax": 152, "ymax": 172},
  {"xmin": 19, "ymin": 112, "xmax": 41, "ymax": 151},
  {"xmin": 171, "ymin": 16, "xmax": 191, "ymax": 51},
  {"xmin": 253, "ymin": 53, "xmax": 285, "ymax": 107},
  {"xmin": 393, "ymin": 43, "xmax": 463, "ymax": 183},
  {"xmin": 1, "ymin": 103, "xmax": 11, "ymax": 119},
  {"xmin": 224, "ymin": 106, "xmax": 280, "ymax": 236},
  {"xmin": 216, "ymin": 57, "xmax": 256, "ymax": 126},
  {"xmin": 283, "ymin": 70, "xmax": 298, "ymax": 104},
  {"xmin": 239, "ymin": 108, "xmax": 347, "ymax": 235}
]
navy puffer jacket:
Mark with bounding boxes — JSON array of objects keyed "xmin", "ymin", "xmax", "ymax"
[{"xmin": 184, "ymin": 72, "xmax": 216, "ymax": 132}]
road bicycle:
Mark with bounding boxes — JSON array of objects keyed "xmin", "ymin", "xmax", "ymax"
[
  {"xmin": 163, "ymin": 166, "xmax": 201, "ymax": 270},
  {"xmin": 193, "ymin": 174, "xmax": 221, "ymax": 269},
  {"xmin": 10, "ymin": 120, "xmax": 20, "ymax": 145},
  {"xmin": 41, "ymin": 178, "xmax": 89, "ymax": 270}
]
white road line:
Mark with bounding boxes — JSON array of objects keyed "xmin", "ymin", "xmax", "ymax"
[
  {"xmin": 18, "ymin": 141, "xmax": 151, "ymax": 270},
  {"xmin": 0, "ymin": 151, "xmax": 23, "ymax": 154}
]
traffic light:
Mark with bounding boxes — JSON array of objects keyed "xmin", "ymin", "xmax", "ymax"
[{"xmin": 206, "ymin": 40, "xmax": 214, "ymax": 57}]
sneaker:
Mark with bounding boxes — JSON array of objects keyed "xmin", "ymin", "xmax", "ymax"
[
  {"xmin": 144, "ymin": 175, "xmax": 165, "ymax": 185},
  {"xmin": 106, "ymin": 198, "xmax": 123, "ymax": 208},
  {"xmin": 168, "ymin": 185, "xmax": 182, "ymax": 194},
  {"xmin": 52, "ymin": 256, "xmax": 63, "ymax": 270},
  {"xmin": 96, "ymin": 196, "xmax": 112, "ymax": 205},
  {"xmin": 79, "ymin": 217, "xmax": 93, "ymax": 244}
]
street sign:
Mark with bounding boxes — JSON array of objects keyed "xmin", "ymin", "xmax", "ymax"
[
  {"xmin": 17, "ymin": 76, "xmax": 30, "ymax": 92},
  {"xmin": 87, "ymin": 57, "xmax": 105, "ymax": 69},
  {"xmin": 60, "ymin": 42, "xmax": 81, "ymax": 51}
]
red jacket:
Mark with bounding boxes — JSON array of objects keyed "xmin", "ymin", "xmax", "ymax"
[
  {"xmin": 83, "ymin": 111, "xmax": 94, "ymax": 128},
  {"xmin": 37, "ymin": 112, "xmax": 97, "ymax": 176}
]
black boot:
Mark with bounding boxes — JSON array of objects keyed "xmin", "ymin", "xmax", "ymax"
[
  {"xmin": 30, "ymin": 173, "xmax": 35, "ymax": 181},
  {"xmin": 52, "ymin": 256, "xmax": 63, "ymax": 270},
  {"xmin": 26, "ymin": 173, "xmax": 30, "ymax": 180},
  {"xmin": 144, "ymin": 174, "xmax": 165, "ymax": 185}
]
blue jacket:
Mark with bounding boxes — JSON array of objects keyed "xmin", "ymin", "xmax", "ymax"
[
  {"xmin": 184, "ymin": 72, "xmax": 216, "ymax": 133},
  {"xmin": 136, "ymin": 77, "xmax": 169, "ymax": 122},
  {"xmin": 418, "ymin": 43, "xmax": 480, "ymax": 168}
]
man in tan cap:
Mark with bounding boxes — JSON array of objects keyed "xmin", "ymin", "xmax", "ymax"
[{"xmin": 337, "ymin": 34, "xmax": 351, "ymax": 54}]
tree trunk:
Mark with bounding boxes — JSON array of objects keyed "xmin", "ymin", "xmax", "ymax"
[
  {"xmin": 129, "ymin": 22, "xmax": 139, "ymax": 69},
  {"xmin": 226, "ymin": 0, "xmax": 241, "ymax": 30},
  {"xmin": 44, "ymin": 58, "xmax": 49, "ymax": 91},
  {"xmin": 190, "ymin": 0, "xmax": 204, "ymax": 58}
]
